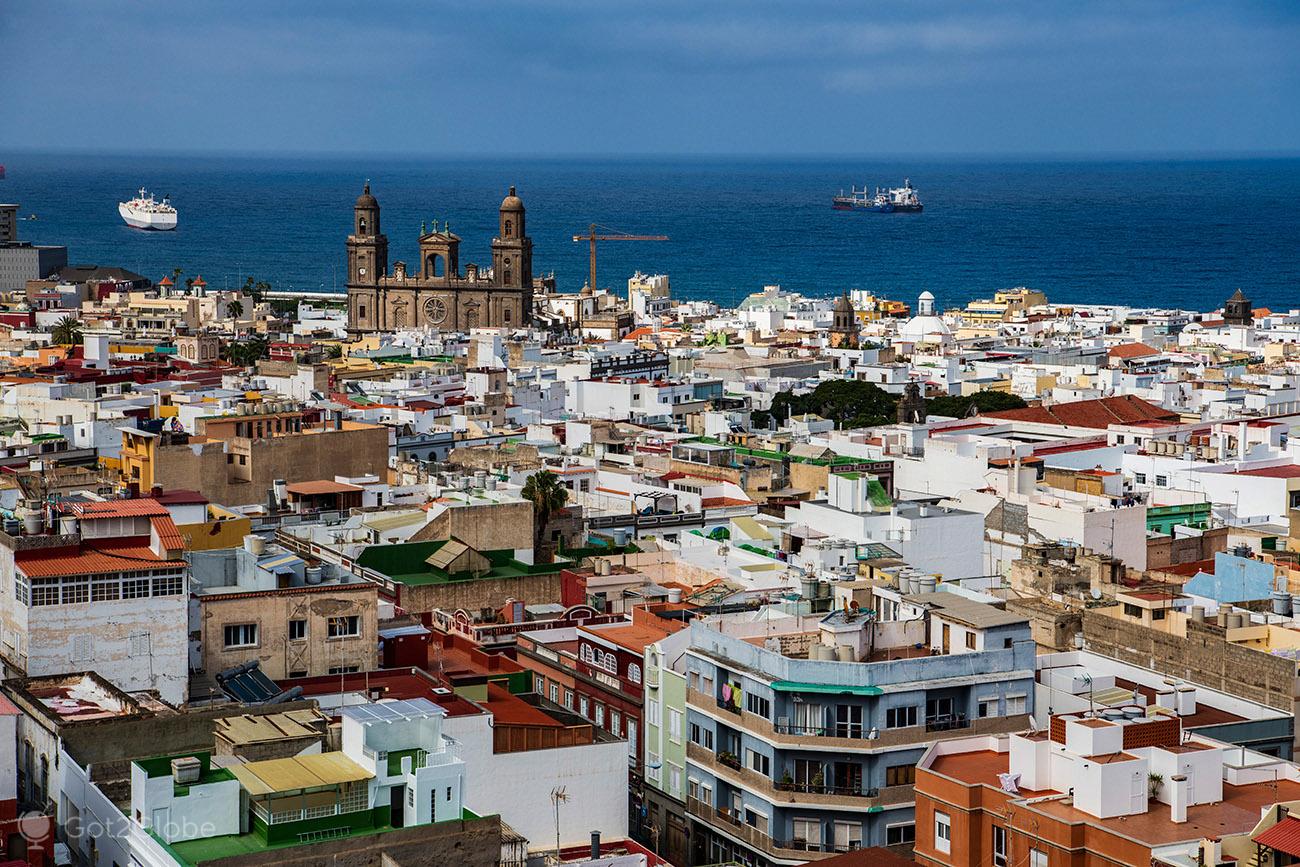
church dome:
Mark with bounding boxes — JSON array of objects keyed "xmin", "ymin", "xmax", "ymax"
[
  {"xmin": 899, "ymin": 290, "xmax": 950, "ymax": 344},
  {"xmin": 500, "ymin": 186, "xmax": 524, "ymax": 212},
  {"xmin": 355, "ymin": 182, "xmax": 378, "ymax": 209}
]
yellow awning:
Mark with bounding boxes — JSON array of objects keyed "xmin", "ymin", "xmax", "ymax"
[{"xmin": 228, "ymin": 751, "xmax": 372, "ymax": 796}]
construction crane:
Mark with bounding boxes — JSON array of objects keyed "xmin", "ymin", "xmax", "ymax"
[{"xmin": 572, "ymin": 223, "xmax": 668, "ymax": 298}]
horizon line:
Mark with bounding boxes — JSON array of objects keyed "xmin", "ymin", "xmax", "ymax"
[{"xmin": 3, "ymin": 145, "xmax": 1300, "ymax": 164}]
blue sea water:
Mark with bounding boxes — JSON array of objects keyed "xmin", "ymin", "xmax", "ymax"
[{"xmin": 3, "ymin": 152, "xmax": 1298, "ymax": 311}]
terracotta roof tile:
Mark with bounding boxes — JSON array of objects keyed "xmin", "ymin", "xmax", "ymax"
[
  {"xmin": 985, "ymin": 395, "xmax": 1179, "ymax": 430},
  {"xmin": 16, "ymin": 540, "xmax": 184, "ymax": 577}
]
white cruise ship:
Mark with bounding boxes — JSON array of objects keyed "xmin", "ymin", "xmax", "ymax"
[{"xmin": 118, "ymin": 188, "xmax": 177, "ymax": 230}]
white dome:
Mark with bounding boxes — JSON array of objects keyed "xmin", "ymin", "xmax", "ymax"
[{"xmin": 899, "ymin": 314, "xmax": 951, "ymax": 344}]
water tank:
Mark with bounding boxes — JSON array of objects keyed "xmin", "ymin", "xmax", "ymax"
[
  {"xmin": 58, "ymin": 516, "xmax": 78, "ymax": 536},
  {"xmin": 1274, "ymin": 592, "xmax": 1293, "ymax": 617},
  {"xmin": 1121, "ymin": 706, "xmax": 1144, "ymax": 719},
  {"xmin": 1189, "ymin": 606, "xmax": 1205, "ymax": 624},
  {"xmin": 305, "ymin": 566, "xmax": 323, "ymax": 585},
  {"xmin": 1291, "ymin": 596, "xmax": 1300, "ymax": 619},
  {"xmin": 1101, "ymin": 708, "xmax": 1125, "ymax": 721},
  {"xmin": 811, "ymin": 644, "xmax": 835, "ymax": 661},
  {"xmin": 21, "ymin": 509, "xmax": 42, "ymax": 535},
  {"xmin": 2, "ymin": 519, "xmax": 20, "ymax": 536},
  {"xmin": 835, "ymin": 645, "xmax": 855, "ymax": 662},
  {"xmin": 1227, "ymin": 612, "xmax": 1246, "ymax": 630},
  {"xmin": 243, "ymin": 535, "xmax": 266, "ymax": 555},
  {"xmin": 917, "ymin": 576, "xmax": 938, "ymax": 595},
  {"xmin": 612, "ymin": 528, "xmax": 629, "ymax": 546},
  {"xmin": 667, "ymin": 588, "xmax": 682, "ymax": 604},
  {"xmin": 898, "ymin": 575, "xmax": 914, "ymax": 595},
  {"xmin": 1216, "ymin": 607, "xmax": 1231, "ymax": 628}
]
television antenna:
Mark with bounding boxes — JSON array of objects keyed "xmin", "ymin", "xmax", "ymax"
[{"xmin": 550, "ymin": 786, "xmax": 569, "ymax": 864}]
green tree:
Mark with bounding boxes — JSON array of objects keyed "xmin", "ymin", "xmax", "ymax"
[
  {"xmin": 756, "ymin": 380, "xmax": 899, "ymax": 430},
  {"xmin": 926, "ymin": 390, "xmax": 1028, "ymax": 419},
  {"xmin": 51, "ymin": 315, "xmax": 83, "ymax": 346},
  {"xmin": 227, "ymin": 300, "xmax": 244, "ymax": 319},
  {"xmin": 522, "ymin": 469, "xmax": 569, "ymax": 562},
  {"xmin": 326, "ymin": 344, "xmax": 344, "ymax": 359},
  {"xmin": 225, "ymin": 336, "xmax": 267, "ymax": 368}
]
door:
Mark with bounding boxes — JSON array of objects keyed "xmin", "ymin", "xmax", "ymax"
[
  {"xmin": 151, "ymin": 808, "xmax": 170, "ymax": 840},
  {"xmin": 390, "ymin": 784, "xmax": 405, "ymax": 828},
  {"xmin": 832, "ymin": 761, "xmax": 863, "ymax": 796},
  {"xmin": 834, "ymin": 704, "xmax": 863, "ymax": 738},
  {"xmin": 942, "ymin": 623, "xmax": 951, "ymax": 654}
]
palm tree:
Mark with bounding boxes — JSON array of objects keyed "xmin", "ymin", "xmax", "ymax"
[
  {"xmin": 51, "ymin": 315, "xmax": 82, "ymax": 346},
  {"xmin": 227, "ymin": 300, "xmax": 244, "ymax": 319},
  {"xmin": 522, "ymin": 470, "xmax": 569, "ymax": 562}
]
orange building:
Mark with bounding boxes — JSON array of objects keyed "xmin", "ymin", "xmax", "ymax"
[{"xmin": 912, "ymin": 713, "xmax": 1295, "ymax": 867}]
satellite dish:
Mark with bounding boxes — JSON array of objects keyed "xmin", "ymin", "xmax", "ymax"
[{"xmin": 1090, "ymin": 587, "xmax": 1103, "ymax": 600}]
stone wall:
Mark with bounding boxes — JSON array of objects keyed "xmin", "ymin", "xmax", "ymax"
[
  {"xmin": 401, "ymin": 571, "xmax": 565, "ymax": 617},
  {"xmin": 1082, "ymin": 610, "xmax": 1300, "ymax": 718}
]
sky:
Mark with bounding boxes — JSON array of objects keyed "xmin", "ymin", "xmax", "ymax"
[{"xmin": 2, "ymin": 0, "xmax": 1298, "ymax": 157}]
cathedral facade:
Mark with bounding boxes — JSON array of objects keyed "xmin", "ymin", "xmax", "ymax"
[{"xmin": 346, "ymin": 184, "xmax": 533, "ymax": 333}]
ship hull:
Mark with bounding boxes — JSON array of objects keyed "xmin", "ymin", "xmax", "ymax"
[
  {"xmin": 832, "ymin": 201, "xmax": 923, "ymax": 213},
  {"xmin": 119, "ymin": 203, "xmax": 177, "ymax": 230}
]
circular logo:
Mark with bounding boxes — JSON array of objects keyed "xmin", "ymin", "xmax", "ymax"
[{"xmin": 423, "ymin": 296, "xmax": 448, "ymax": 325}]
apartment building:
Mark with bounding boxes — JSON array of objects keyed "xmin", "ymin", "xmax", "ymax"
[
  {"xmin": 913, "ymin": 712, "xmax": 1300, "ymax": 867},
  {"xmin": 682, "ymin": 593, "xmax": 1035, "ymax": 865}
]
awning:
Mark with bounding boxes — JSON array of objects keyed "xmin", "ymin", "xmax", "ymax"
[
  {"xmin": 228, "ymin": 751, "xmax": 372, "ymax": 796},
  {"xmin": 1254, "ymin": 816, "xmax": 1300, "ymax": 857},
  {"xmin": 771, "ymin": 681, "xmax": 883, "ymax": 696}
]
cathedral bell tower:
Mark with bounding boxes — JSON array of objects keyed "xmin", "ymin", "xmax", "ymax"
[
  {"xmin": 347, "ymin": 183, "xmax": 388, "ymax": 332},
  {"xmin": 491, "ymin": 186, "xmax": 532, "ymax": 290}
]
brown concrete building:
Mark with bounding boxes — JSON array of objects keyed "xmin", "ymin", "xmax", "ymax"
[
  {"xmin": 347, "ymin": 184, "xmax": 533, "ymax": 333},
  {"xmin": 118, "ymin": 419, "xmax": 389, "ymax": 507}
]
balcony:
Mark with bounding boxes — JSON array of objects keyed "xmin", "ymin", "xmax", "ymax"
[
  {"xmin": 686, "ymin": 742, "xmax": 911, "ymax": 811},
  {"xmin": 686, "ymin": 796, "xmax": 844, "ymax": 862},
  {"xmin": 688, "ymin": 688, "xmax": 1029, "ymax": 750}
]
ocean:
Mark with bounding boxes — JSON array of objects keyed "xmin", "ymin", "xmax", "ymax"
[{"xmin": 3, "ymin": 152, "xmax": 1298, "ymax": 312}]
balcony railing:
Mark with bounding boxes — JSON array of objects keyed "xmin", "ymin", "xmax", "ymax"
[
  {"xmin": 774, "ymin": 781, "xmax": 878, "ymax": 799},
  {"xmin": 715, "ymin": 696, "xmax": 742, "ymax": 716},
  {"xmin": 925, "ymin": 714, "xmax": 971, "ymax": 733}
]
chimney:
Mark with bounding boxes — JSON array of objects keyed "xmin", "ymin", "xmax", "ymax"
[
  {"xmin": 1200, "ymin": 837, "xmax": 1221, "ymax": 866},
  {"xmin": 590, "ymin": 830, "xmax": 600, "ymax": 861},
  {"xmin": 1170, "ymin": 774, "xmax": 1189, "ymax": 823}
]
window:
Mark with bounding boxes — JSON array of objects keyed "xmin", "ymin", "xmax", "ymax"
[
  {"xmin": 122, "ymin": 578, "xmax": 151, "ymax": 600},
  {"xmin": 1115, "ymin": 435, "xmax": 1125, "ymax": 444},
  {"xmin": 152, "ymin": 575, "xmax": 184, "ymax": 596},
  {"xmin": 535, "ymin": 675, "xmax": 545, "ymax": 693},
  {"xmin": 288, "ymin": 670, "xmax": 307, "ymax": 679},
  {"xmin": 1155, "ymin": 474, "xmax": 1168, "ymax": 487},
  {"xmin": 628, "ymin": 662, "xmax": 641, "ymax": 684},
  {"xmin": 647, "ymin": 701, "xmax": 662, "ymax": 728},
  {"xmin": 61, "ymin": 579, "xmax": 89, "ymax": 605},
  {"xmin": 965, "ymin": 631, "xmax": 977, "ymax": 650},
  {"xmin": 550, "ymin": 683, "xmax": 559, "ymax": 703},
  {"xmin": 328, "ymin": 665, "xmax": 360, "ymax": 674},
  {"xmin": 689, "ymin": 723, "xmax": 713, "ymax": 750},
  {"xmin": 885, "ymin": 706, "xmax": 918, "ymax": 729},
  {"xmin": 328, "ymin": 615, "xmax": 360, "ymax": 638},
  {"xmin": 793, "ymin": 818, "xmax": 821, "ymax": 848},
  {"xmin": 978, "ymin": 697, "xmax": 1000, "ymax": 719},
  {"xmin": 1029, "ymin": 848, "xmax": 1048, "ymax": 867},
  {"xmin": 223, "ymin": 623, "xmax": 258, "ymax": 649},
  {"xmin": 611, "ymin": 711, "xmax": 621, "ymax": 736},
  {"xmin": 885, "ymin": 764, "xmax": 916, "ymax": 787},
  {"xmin": 935, "ymin": 811, "xmax": 951, "ymax": 854},
  {"xmin": 833, "ymin": 821, "xmax": 862, "ymax": 852},
  {"xmin": 627, "ymin": 720, "xmax": 637, "ymax": 756},
  {"xmin": 993, "ymin": 824, "xmax": 1008, "ymax": 867},
  {"xmin": 1123, "ymin": 602, "xmax": 1143, "ymax": 617},
  {"xmin": 288, "ymin": 619, "xmax": 307, "ymax": 641},
  {"xmin": 14, "ymin": 573, "xmax": 29, "ymax": 606},
  {"xmin": 1134, "ymin": 472, "xmax": 1147, "ymax": 485},
  {"xmin": 746, "ymin": 693, "xmax": 771, "ymax": 719},
  {"xmin": 1152, "ymin": 608, "xmax": 1167, "ymax": 620},
  {"xmin": 92, "ymin": 579, "xmax": 120, "ymax": 602},
  {"xmin": 746, "ymin": 749, "xmax": 770, "ymax": 777},
  {"xmin": 1006, "ymin": 695, "xmax": 1026, "ymax": 715},
  {"xmin": 668, "ymin": 764, "xmax": 681, "ymax": 796},
  {"xmin": 30, "ymin": 578, "xmax": 59, "ymax": 607},
  {"xmin": 594, "ymin": 704, "xmax": 605, "ymax": 728},
  {"xmin": 563, "ymin": 689, "xmax": 574, "ymax": 710},
  {"xmin": 886, "ymin": 823, "xmax": 916, "ymax": 846},
  {"xmin": 668, "ymin": 708, "xmax": 682, "ymax": 743}
]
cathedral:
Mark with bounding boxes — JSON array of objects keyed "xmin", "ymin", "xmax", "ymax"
[{"xmin": 346, "ymin": 184, "xmax": 534, "ymax": 333}]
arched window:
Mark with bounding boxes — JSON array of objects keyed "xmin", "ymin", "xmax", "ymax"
[
  {"xmin": 628, "ymin": 663, "xmax": 642, "ymax": 684},
  {"xmin": 504, "ymin": 219, "xmax": 513, "ymax": 238},
  {"xmin": 503, "ymin": 308, "xmax": 512, "ymax": 324},
  {"xmin": 358, "ymin": 218, "xmax": 367, "ymax": 234},
  {"xmin": 503, "ymin": 262, "xmax": 512, "ymax": 285}
]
